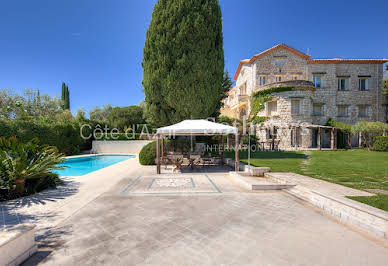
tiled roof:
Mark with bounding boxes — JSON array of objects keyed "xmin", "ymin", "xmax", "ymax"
[
  {"xmin": 233, "ymin": 44, "xmax": 388, "ymax": 80},
  {"xmin": 307, "ymin": 59, "xmax": 388, "ymax": 64}
]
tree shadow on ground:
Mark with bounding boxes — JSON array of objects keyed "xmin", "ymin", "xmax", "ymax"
[
  {"xmin": 1, "ymin": 179, "xmax": 79, "ymax": 230},
  {"xmin": 22, "ymin": 224, "xmax": 74, "ymax": 266},
  {"xmin": 2, "ymin": 179, "xmax": 79, "ymax": 208}
]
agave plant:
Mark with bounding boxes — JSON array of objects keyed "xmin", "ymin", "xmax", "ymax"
[{"xmin": 0, "ymin": 137, "xmax": 65, "ymax": 191}]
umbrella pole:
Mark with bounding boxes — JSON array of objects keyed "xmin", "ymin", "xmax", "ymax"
[
  {"xmin": 235, "ymin": 133, "xmax": 239, "ymax": 172},
  {"xmin": 248, "ymin": 131, "xmax": 251, "ymax": 167},
  {"xmin": 156, "ymin": 134, "xmax": 161, "ymax": 174},
  {"xmin": 190, "ymin": 134, "xmax": 193, "ymax": 152}
]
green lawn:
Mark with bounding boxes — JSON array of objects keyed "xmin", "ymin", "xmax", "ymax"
[
  {"xmin": 225, "ymin": 149, "xmax": 388, "ymax": 211},
  {"xmin": 306, "ymin": 150, "xmax": 388, "ymax": 191},
  {"xmin": 225, "ymin": 150, "xmax": 307, "ymax": 173},
  {"xmin": 347, "ymin": 195, "xmax": 388, "ymax": 212}
]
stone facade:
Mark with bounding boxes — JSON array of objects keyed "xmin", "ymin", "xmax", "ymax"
[{"xmin": 220, "ymin": 44, "xmax": 388, "ymax": 150}]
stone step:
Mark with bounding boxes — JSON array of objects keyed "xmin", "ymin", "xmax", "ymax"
[
  {"xmin": 229, "ymin": 172, "xmax": 295, "ymax": 191},
  {"xmin": 0, "ymin": 225, "xmax": 37, "ymax": 266},
  {"xmin": 244, "ymin": 165, "xmax": 271, "ymax": 177}
]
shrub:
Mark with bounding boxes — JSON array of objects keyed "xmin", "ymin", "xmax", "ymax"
[
  {"xmin": 352, "ymin": 121, "xmax": 388, "ymax": 148},
  {"xmin": 373, "ymin": 136, "xmax": 388, "ymax": 151},
  {"xmin": 139, "ymin": 141, "xmax": 157, "ymax": 165},
  {"xmin": 94, "ymin": 133, "xmax": 152, "ymax": 140},
  {"xmin": 0, "ymin": 137, "xmax": 65, "ymax": 200},
  {"xmin": 0, "ymin": 119, "xmax": 85, "ymax": 155}
]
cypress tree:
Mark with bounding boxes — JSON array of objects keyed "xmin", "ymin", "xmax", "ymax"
[
  {"xmin": 61, "ymin": 82, "xmax": 70, "ymax": 110},
  {"xmin": 65, "ymin": 84, "xmax": 70, "ymax": 110},
  {"xmin": 61, "ymin": 82, "xmax": 66, "ymax": 110},
  {"xmin": 142, "ymin": 0, "xmax": 224, "ymax": 126}
]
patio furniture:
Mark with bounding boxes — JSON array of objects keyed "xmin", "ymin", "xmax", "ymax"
[
  {"xmin": 155, "ymin": 120, "xmax": 239, "ymax": 174},
  {"xmin": 188, "ymin": 155, "xmax": 201, "ymax": 170},
  {"xmin": 162, "ymin": 155, "xmax": 172, "ymax": 170},
  {"xmin": 201, "ymin": 157, "xmax": 212, "ymax": 168},
  {"xmin": 170, "ymin": 155, "xmax": 184, "ymax": 172}
]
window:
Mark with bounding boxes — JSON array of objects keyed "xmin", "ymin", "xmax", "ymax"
[
  {"xmin": 275, "ymin": 75, "xmax": 282, "ymax": 82},
  {"xmin": 240, "ymin": 87, "xmax": 246, "ymax": 95},
  {"xmin": 358, "ymin": 105, "xmax": 369, "ymax": 117},
  {"xmin": 292, "ymin": 75, "xmax": 299, "ymax": 80},
  {"xmin": 338, "ymin": 78, "xmax": 349, "ymax": 91},
  {"xmin": 259, "ymin": 76, "xmax": 266, "ymax": 86},
  {"xmin": 239, "ymin": 83, "xmax": 246, "ymax": 95},
  {"xmin": 239, "ymin": 108, "xmax": 247, "ymax": 119},
  {"xmin": 359, "ymin": 78, "xmax": 369, "ymax": 91},
  {"xmin": 291, "ymin": 99, "xmax": 301, "ymax": 115},
  {"xmin": 267, "ymin": 100, "xmax": 278, "ymax": 116},
  {"xmin": 337, "ymin": 105, "xmax": 348, "ymax": 117},
  {"xmin": 266, "ymin": 127, "xmax": 278, "ymax": 139},
  {"xmin": 313, "ymin": 75, "xmax": 322, "ymax": 88},
  {"xmin": 313, "ymin": 104, "xmax": 323, "ymax": 116},
  {"xmin": 274, "ymin": 56, "xmax": 287, "ymax": 67}
]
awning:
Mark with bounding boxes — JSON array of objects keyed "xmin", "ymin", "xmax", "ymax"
[{"xmin": 156, "ymin": 119, "xmax": 238, "ymax": 136}]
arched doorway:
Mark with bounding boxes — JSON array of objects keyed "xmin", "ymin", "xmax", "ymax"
[{"xmin": 239, "ymin": 107, "xmax": 247, "ymax": 119}]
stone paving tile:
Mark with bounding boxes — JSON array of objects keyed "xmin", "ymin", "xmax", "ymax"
[
  {"xmin": 21, "ymin": 172, "xmax": 388, "ymax": 266},
  {"xmin": 366, "ymin": 189, "xmax": 388, "ymax": 195}
]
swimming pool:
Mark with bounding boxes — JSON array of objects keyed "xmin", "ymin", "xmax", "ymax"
[{"xmin": 54, "ymin": 155, "xmax": 135, "ymax": 177}]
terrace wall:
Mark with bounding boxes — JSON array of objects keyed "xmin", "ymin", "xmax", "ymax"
[{"xmin": 92, "ymin": 140, "xmax": 152, "ymax": 154}]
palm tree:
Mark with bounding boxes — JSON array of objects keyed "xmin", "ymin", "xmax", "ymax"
[{"xmin": 0, "ymin": 137, "xmax": 65, "ymax": 192}]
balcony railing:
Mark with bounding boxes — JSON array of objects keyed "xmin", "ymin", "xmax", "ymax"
[{"xmin": 228, "ymin": 94, "xmax": 248, "ymax": 108}]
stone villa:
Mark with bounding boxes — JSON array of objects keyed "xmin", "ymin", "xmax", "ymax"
[{"xmin": 221, "ymin": 44, "xmax": 388, "ymax": 150}]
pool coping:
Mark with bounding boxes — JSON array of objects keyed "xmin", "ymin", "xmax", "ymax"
[{"xmin": 65, "ymin": 153, "xmax": 136, "ymax": 159}]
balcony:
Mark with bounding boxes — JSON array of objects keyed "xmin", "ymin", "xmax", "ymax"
[{"xmin": 230, "ymin": 94, "xmax": 248, "ymax": 109}]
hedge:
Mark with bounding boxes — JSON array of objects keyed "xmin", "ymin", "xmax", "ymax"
[
  {"xmin": 0, "ymin": 119, "xmax": 90, "ymax": 155},
  {"xmin": 94, "ymin": 133, "xmax": 152, "ymax": 140},
  {"xmin": 373, "ymin": 136, "xmax": 388, "ymax": 151},
  {"xmin": 139, "ymin": 141, "xmax": 156, "ymax": 165}
]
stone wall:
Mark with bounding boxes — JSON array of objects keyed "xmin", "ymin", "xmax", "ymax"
[
  {"xmin": 222, "ymin": 46, "xmax": 386, "ymax": 150},
  {"xmin": 92, "ymin": 140, "xmax": 152, "ymax": 154},
  {"xmin": 308, "ymin": 63, "xmax": 386, "ymax": 124},
  {"xmin": 254, "ymin": 49, "xmax": 308, "ymax": 86}
]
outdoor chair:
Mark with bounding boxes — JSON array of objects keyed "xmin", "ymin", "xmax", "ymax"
[
  {"xmin": 188, "ymin": 155, "xmax": 201, "ymax": 170},
  {"xmin": 201, "ymin": 157, "xmax": 213, "ymax": 168},
  {"xmin": 170, "ymin": 155, "xmax": 184, "ymax": 172},
  {"xmin": 162, "ymin": 155, "xmax": 173, "ymax": 170}
]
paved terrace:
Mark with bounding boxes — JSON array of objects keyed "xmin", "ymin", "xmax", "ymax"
[{"xmin": 1, "ymin": 157, "xmax": 387, "ymax": 265}]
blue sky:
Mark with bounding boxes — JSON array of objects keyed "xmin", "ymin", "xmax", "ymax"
[{"xmin": 1, "ymin": 0, "xmax": 387, "ymax": 114}]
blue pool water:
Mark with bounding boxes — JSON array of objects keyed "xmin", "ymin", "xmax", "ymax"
[{"xmin": 54, "ymin": 155, "xmax": 135, "ymax": 177}]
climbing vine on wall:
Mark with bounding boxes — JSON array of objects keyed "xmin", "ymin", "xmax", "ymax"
[
  {"xmin": 326, "ymin": 118, "xmax": 352, "ymax": 133},
  {"xmin": 249, "ymin": 86, "xmax": 295, "ymax": 124}
]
